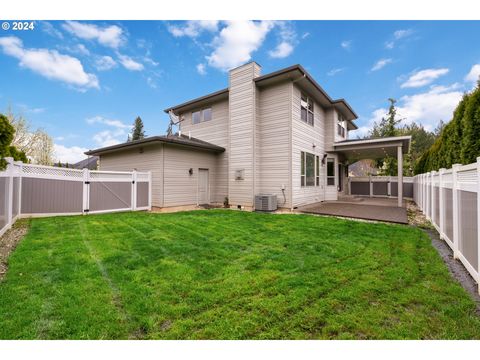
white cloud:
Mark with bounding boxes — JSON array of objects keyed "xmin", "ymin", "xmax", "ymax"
[
  {"xmin": 327, "ymin": 68, "xmax": 345, "ymax": 76},
  {"xmin": 16, "ymin": 103, "xmax": 46, "ymax": 114},
  {"xmin": 371, "ymin": 58, "xmax": 392, "ymax": 71},
  {"xmin": 168, "ymin": 21, "xmax": 217, "ymax": 38},
  {"xmin": 301, "ymin": 32, "xmax": 310, "ymax": 39},
  {"xmin": 117, "ymin": 54, "xmax": 144, "ymax": 71},
  {"xmin": 341, "ymin": 40, "xmax": 351, "ymax": 50},
  {"xmin": 196, "ymin": 63, "xmax": 206, "ymax": 75},
  {"xmin": 86, "ymin": 115, "xmax": 130, "ymax": 129},
  {"xmin": 75, "ymin": 44, "xmax": 90, "ymax": 56},
  {"xmin": 92, "ymin": 130, "xmax": 125, "ymax": 147},
  {"xmin": 465, "ymin": 64, "xmax": 480, "ymax": 84},
  {"xmin": 268, "ymin": 41, "xmax": 293, "ymax": 58},
  {"xmin": 41, "ymin": 21, "xmax": 64, "ymax": 39},
  {"xmin": 401, "ymin": 68, "xmax": 449, "ymax": 88},
  {"xmin": 168, "ymin": 20, "xmax": 219, "ymax": 38},
  {"xmin": 62, "ymin": 21, "xmax": 125, "ymax": 49},
  {"xmin": 146, "ymin": 77, "xmax": 157, "ymax": 89},
  {"xmin": 394, "ymin": 29, "xmax": 414, "ymax": 40},
  {"xmin": 207, "ymin": 20, "xmax": 275, "ymax": 71},
  {"xmin": 385, "ymin": 29, "xmax": 414, "ymax": 49},
  {"xmin": 95, "ymin": 55, "xmax": 117, "ymax": 71},
  {"xmin": 54, "ymin": 144, "xmax": 89, "ymax": 163},
  {"xmin": 0, "ymin": 36, "xmax": 99, "ymax": 90},
  {"xmin": 86, "ymin": 116, "xmax": 130, "ymax": 147},
  {"xmin": 352, "ymin": 84, "xmax": 464, "ymax": 138}
]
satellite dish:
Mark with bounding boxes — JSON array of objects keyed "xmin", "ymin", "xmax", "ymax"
[{"xmin": 166, "ymin": 110, "xmax": 184, "ymax": 136}]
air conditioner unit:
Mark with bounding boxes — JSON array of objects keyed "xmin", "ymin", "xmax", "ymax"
[{"xmin": 255, "ymin": 194, "xmax": 278, "ymax": 211}]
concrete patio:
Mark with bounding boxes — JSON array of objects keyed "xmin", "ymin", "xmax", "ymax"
[{"xmin": 298, "ymin": 195, "xmax": 408, "ymax": 224}]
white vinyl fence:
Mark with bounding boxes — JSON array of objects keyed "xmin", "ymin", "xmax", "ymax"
[
  {"xmin": 413, "ymin": 158, "xmax": 480, "ymax": 293},
  {"xmin": 0, "ymin": 157, "xmax": 151, "ymax": 237},
  {"xmin": 349, "ymin": 176, "xmax": 414, "ymax": 198}
]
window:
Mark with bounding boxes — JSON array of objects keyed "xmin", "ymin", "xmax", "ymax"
[
  {"xmin": 203, "ymin": 108, "xmax": 212, "ymax": 122},
  {"xmin": 337, "ymin": 114, "xmax": 346, "ymax": 137},
  {"xmin": 327, "ymin": 158, "xmax": 335, "ymax": 186},
  {"xmin": 300, "ymin": 93, "xmax": 314, "ymax": 126},
  {"xmin": 192, "ymin": 107, "xmax": 212, "ymax": 124},
  {"xmin": 192, "ymin": 111, "xmax": 201, "ymax": 124},
  {"xmin": 301, "ymin": 151, "xmax": 318, "ymax": 187}
]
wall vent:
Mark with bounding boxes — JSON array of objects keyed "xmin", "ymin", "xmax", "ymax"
[{"xmin": 255, "ymin": 194, "xmax": 278, "ymax": 212}]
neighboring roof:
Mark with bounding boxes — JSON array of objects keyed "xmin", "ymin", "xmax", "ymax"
[
  {"xmin": 85, "ymin": 134, "xmax": 225, "ymax": 156},
  {"xmin": 163, "ymin": 63, "xmax": 358, "ymax": 123},
  {"xmin": 333, "ymin": 136, "xmax": 411, "ymax": 161},
  {"xmin": 72, "ymin": 156, "xmax": 99, "ymax": 170}
]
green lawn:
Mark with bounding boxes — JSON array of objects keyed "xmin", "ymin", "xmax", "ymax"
[{"xmin": 0, "ymin": 210, "xmax": 479, "ymax": 339}]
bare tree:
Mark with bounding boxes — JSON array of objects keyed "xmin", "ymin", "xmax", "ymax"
[{"xmin": 6, "ymin": 107, "xmax": 54, "ymax": 165}]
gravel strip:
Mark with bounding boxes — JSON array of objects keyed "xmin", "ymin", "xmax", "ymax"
[{"xmin": 0, "ymin": 220, "xmax": 29, "ymax": 280}]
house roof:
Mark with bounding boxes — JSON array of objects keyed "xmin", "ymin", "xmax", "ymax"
[
  {"xmin": 72, "ymin": 156, "xmax": 99, "ymax": 170},
  {"xmin": 85, "ymin": 134, "xmax": 225, "ymax": 156},
  {"xmin": 163, "ymin": 63, "xmax": 358, "ymax": 125},
  {"xmin": 333, "ymin": 136, "xmax": 411, "ymax": 162}
]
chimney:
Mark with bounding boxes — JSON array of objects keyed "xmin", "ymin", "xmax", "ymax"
[{"xmin": 228, "ymin": 61, "xmax": 261, "ymax": 208}]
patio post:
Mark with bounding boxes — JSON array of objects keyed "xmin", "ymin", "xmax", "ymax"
[{"xmin": 397, "ymin": 145, "xmax": 403, "ymax": 207}]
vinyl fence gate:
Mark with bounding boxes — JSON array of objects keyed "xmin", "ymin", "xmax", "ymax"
[{"xmin": 1, "ymin": 157, "xmax": 151, "ymax": 237}]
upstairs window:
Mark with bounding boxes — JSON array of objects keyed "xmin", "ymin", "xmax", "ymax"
[
  {"xmin": 300, "ymin": 94, "xmax": 314, "ymax": 126},
  {"xmin": 337, "ymin": 114, "xmax": 346, "ymax": 137},
  {"xmin": 192, "ymin": 108, "xmax": 212, "ymax": 124},
  {"xmin": 327, "ymin": 158, "xmax": 335, "ymax": 186}
]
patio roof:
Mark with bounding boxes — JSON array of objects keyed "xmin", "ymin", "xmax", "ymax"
[{"xmin": 333, "ymin": 136, "xmax": 411, "ymax": 162}]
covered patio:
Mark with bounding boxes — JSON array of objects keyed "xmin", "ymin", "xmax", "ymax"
[{"xmin": 334, "ymin": 136, "xmax": 411, "ymax": 207}]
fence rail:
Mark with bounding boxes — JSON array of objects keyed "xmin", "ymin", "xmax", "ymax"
[
  {"xmin": 0, "ymin": 158, "xmax": 151, "ymax": 237},
  {"xmin": 349, "ymin": 176, "xmax": 414, "ymax": 198},
  {"xmin": 414, "ymin": 158, "xmax": 480, "ymax": 293}
]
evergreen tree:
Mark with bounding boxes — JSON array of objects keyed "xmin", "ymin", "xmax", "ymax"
[
  {"xmin": 0, "ymin": 114, "xmax": 15, "ymax": 170},
  {"xmin": 130, "ymin": 116, "xmax": 146, "ymax": 141}
]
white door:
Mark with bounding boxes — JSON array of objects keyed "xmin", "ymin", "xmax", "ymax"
[{"xmin": 198, "ymin": 169, "xmax": 209, "ymax": 204}]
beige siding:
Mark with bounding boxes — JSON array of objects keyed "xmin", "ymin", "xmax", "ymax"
[
  {"xmin": 98, "ymin": 144, "xmax": 164, "ymax": 207},
  {"xmin": 257, "ymin": 81, "xmax": 291, "ymax": 208},
  {"xmin": 179, "ymin": 99, "xmax": 229, "ymax": 203},
  {"xmin": 324, "ymin": 108, "xmax": 335, "ymax": 152},
  {"xmin": 228, "ymin": 62, "xmax": 260, "ymax": 207},
  {"xmin": 291, "ymin": 84, "xmax": 328, "ymax": 207},
  {"xmin": 163, "ymin": 144, "xmax": 218, "ymax": 207}
]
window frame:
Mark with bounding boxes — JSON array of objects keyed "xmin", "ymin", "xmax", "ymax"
[
  {"xmin": 300, "ymin": 93, "xmax": 314, "ymax": 126},
  {"xmin": 301, "ymin": 151, "xmax": 319, "ymax": 187},
  {"xmin": 326, "ymin": 158, "xmax": 335, "ymax": 186},
  {"xmin": 191, "ymin": 107, "xmax": 212, "ymax": 125}
]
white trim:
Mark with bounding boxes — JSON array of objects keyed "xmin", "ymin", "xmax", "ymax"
[{"xmin": 88, "ymin": 208, "xmax": 132, "ymax": 215}]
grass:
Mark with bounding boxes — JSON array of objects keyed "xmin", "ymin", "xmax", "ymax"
[{"xmin": 0, "ymin": 210, "xmax": 479, "ymax": 339}]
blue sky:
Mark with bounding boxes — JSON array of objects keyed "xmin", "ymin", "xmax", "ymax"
[{"xmin": 1, "ymin": 20, "xmax": 479, "ymax": 163}]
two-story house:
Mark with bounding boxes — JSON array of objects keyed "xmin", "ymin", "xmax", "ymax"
[{"xmin": 86, "ymin": 62, "xmax": 410, "ymax": 210}]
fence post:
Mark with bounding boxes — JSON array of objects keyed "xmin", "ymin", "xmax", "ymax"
[
  {"xmin": 148, "ymin": 171, "xmax": 152, "ymax": 210},
  {"xmin": 432, "ymin": 170, "xmax": 437, "ymax": 225},
  {"xmin": 477, "ymin": 157, "xmax": 480, "ymax": 293},
  {"xmin": 439, "ymin": 168, "xmax": 445, "ymax": 239},
  {"xmin": 16, "ymin": 160, "xmax": 23, "ymax": 216},
  {"xmin": 132, "ymin": 170, "xmax": 137, "ymax": 211},
  {"xmin": 369, "ymin": 175, "xmax": 373, "ymax": 198},
  {"xmin": 82, "ymin": 168, "xmax": 90, "ymax": 215},
  {"xmin": 5, "ymin": 157, "xmax": 14, "ymax": 230},
  {"xmin": 452, "ymin": 164, "xmax": 461, "ymax": 259},
  {"xmin": 388, "ymin": 176, "xmax": 392, "ymax": 197}
]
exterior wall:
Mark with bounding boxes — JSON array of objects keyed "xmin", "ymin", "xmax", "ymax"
[
  {"xmin": 291, "ymin": 83, "xmax": 327, "ymax": 207},
  {"xmin": 98, "ymin": 144, "xmax": 164, "ymax": 207},
  {"xmin": 256, "ymin": 81, "xmax": 292, "ymax": 208},
  {"xmin": 228, "ymin": 62, "xmax": 261, "ymax": 207},
  {"xmin": 163, "ymin": 144, "xmax": 219, "ymax": 207},
  {"xmin": 179, "ymin": 99, "xmax": 229, "ymax": 203}
]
